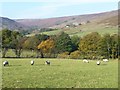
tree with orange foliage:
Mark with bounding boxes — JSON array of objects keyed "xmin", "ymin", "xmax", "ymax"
[{"xmin": 37, "ymin": 38, "xmax": 55, "ymax": 58}]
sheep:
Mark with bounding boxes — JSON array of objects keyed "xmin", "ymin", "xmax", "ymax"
[
  {"xmin": 97, "ymin": 61, "xmax": 100, "ymax": 65},
  {"xmin": 45, "ymin": 60, "xmax": 50, "ymax": 65},
  {"xmin": 3, "ymin": 61, "xmax": 9, "ymax": 66},
  {"xmin": 83, "ymin": 59, "xmax": 89, "ymax": 63},
  {"xmin": 31, "ymin": 60, "xmax": 34, "ymax": 65},
  {"xmin": 103, "ymin": 59, "xmax": 109, "ymax": 62}
]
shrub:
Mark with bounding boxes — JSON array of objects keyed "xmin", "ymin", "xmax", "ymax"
[
  {"xmin": 70, "ymin": 50, "xmax": 80, "ymax": 59},
  {"xmin": 57, "ymin": 52, "xmax": 70, "ymax": 59}
]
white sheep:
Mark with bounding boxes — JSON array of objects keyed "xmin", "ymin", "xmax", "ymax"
[
  {"xmin": 31, "ymin": 60, "xmax": 34, "ymax": 65},
  {"xmin": 103, "ymin": 59, "xmax": 108, "ymax": 62},
  {"xmin": 83, "ymin": 59, "xmax": 89, "ymax": 63},
  {"xmin": 3, "ymin": 61, "xmax": 9, "ymax": 66},
  {"xmin": 97, "ymin": 61, "xmax": 100, "ymax": 65},
  {"xmin": 45, "ymin": 61, "xmax": 50, "ymax": 65}
]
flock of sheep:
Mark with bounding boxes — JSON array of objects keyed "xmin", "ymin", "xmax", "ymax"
[
  {"xmin": 83, "ymin": 59, "xmax": 109, "ymax": 65},
  {"xmin": 3, "ymin": 59, "xmax": 109, "ymax": 66},
  {"xmin": 3, "ymin": 60, "xmax": 51, "ymax": 66}
]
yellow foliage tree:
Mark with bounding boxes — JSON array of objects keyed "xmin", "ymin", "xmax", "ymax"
[{"xmin": 37, "ymin": 38, "xmax": 55, "ymax": 54}]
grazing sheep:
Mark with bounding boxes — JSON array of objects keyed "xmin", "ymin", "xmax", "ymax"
[
  {"xmin": 31, "ymin": 60, "xmax": 34, "ymax": 65},
  {"xmin": 97, "ymin": 61, "xmax": 100, "ymax": 65},
  {"xmin": 83, "ymin": 59, "xmax": 89, "ymax": 63},
  {"xmin": 45, "ymin": 61, "xmax": 50, "ymax": 65},
  {"xmin": 3, "ymin": 61, "xmax": 9, "ymax": 66},
  {"xmin": 103, "ymin": 59, "xmax": 109, "ymax": 62}
]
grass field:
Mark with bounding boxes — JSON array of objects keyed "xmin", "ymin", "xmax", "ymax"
[
  {"xmin": 43, "ymin": 24, "xmax": 118, "ymax": 37},
  {"xmin": 1, "ymin": 58, "xmax": 118, "ymax": 88},
  {"xmin": 26, "ymin": 22, "xmax": 118, "ymax": 37}
]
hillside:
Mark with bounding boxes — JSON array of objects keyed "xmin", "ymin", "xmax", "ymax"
[
  {"xmin": 97, "ymin": 15, "xmax": 118, "ymax": 26},
  {"xmin": 0, "ymin": 10, "xmax": 118, "ymax": 36},
  {"xmin": 16, "ymin": 10, "xmax": 117, "ymax": 29},
  {"xmin": 0, "ymin": 17, "xmax": 28, "ymax": 31},
  {"xmin": 22, "ymin": 10, "xmax": 118, "ymax": 37}
]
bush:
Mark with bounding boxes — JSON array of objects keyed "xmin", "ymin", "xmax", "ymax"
[
  {"xmin": 57, "ymin": 52, "xmax": 70, "ymax": 59},
  {"xmin": 70, "ymin": 50, "xmax": 80, "ymax": 59}
]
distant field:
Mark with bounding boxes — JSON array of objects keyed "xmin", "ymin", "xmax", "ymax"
[
  {"xmin": 26, "ymin": 22, "xmax": 118, "ymax": 37},
  {"xmin": 2, "ymin": 58, "xmax": 118, "ymax": 88},
  {"xmin": 43, "ymin": 23, "xmax": 118, "ymax": 37}
]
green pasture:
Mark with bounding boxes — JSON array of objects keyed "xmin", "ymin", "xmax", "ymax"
[
  {"xmin": 1, "ymin": 58, "xmax": 118, "ymax": 88},
  {"xmin": 26, "ymin": 22, "xmax": 118, "ymax": 37}
]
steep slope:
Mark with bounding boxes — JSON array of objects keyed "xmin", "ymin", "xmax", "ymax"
[
  {"xmin": 16, "ymin": 10, "xmax": 117, "ymax": 29},
  {"xmin": 0, "ymin": 10, "xmax": 118, "ymax": 36},
  {"xmin": 0, "ymin": 17, "xmax": 28, "ymax": 30},
  {"xmin": 97, "ymin": 15, "xmax": 118, "ymax": 26}
]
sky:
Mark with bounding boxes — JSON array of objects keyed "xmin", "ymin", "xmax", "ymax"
[{"xmin": 0, "ymin": 0, "xmax": 119, "ymax": 19}]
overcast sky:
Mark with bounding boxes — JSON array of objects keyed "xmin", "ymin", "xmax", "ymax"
[{"xmin": 0, "ymin": 0, "xmax": 119, "ymax": 19}]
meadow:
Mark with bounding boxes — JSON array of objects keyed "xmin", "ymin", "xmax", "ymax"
[
  {"xmin": 2, "ymin": 58, "xmax": 118, "ymax": 88},
  {"xmin": 26, "ymin": 22, "xmax": 118, "ymax": 37}
]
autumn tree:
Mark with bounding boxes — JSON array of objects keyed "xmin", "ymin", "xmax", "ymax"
[
  {"xmin": 79, "ymin": 32, "xmax": 101, "ymax": 59},
  {"xmin": 23, "ymin": 34, "xmax": 49, "ymax": 50},
  {"xmin": 37, "ymin": 38, "xmax": 55, "ymax": 58},
  {"xmin": 22, "ymin": 34, "xmax": 49, "ymax": 57}
]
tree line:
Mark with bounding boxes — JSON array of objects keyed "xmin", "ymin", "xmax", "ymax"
[{"xmin": 1, "ymin": 29, "xmax": 119, "ymax": 59}]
